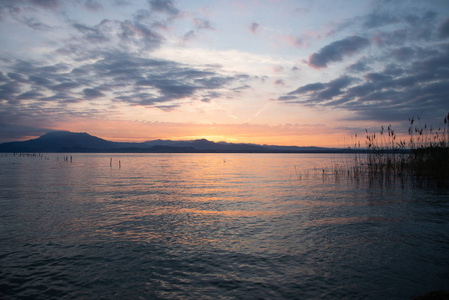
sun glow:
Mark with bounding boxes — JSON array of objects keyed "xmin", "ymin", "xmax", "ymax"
[{"xmin": 176, "ymin": 135, "xmax": 239, "ymax": 143}]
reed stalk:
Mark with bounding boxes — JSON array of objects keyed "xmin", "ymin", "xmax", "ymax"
[{"xmin": 342, "ymin": 113, "xmax": 449, "ymax": 186}]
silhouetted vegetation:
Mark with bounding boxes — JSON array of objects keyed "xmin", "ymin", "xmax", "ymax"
[{"xmin": 343, "ymin": 113, "xmax": 449, "ymax": 186}]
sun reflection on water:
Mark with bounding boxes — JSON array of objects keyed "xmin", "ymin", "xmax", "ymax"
[{"xmin": 1, "ymin": 153, "xmax": 448, "ymax": 299}]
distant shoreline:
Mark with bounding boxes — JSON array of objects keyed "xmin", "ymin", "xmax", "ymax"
[
  {"xmin": 0, "ymin": 130, "xmax": 415, "ymax": 154},
  {"xmin": 0, "ymin": 148, "xmax": 409, "ymax": 154}
]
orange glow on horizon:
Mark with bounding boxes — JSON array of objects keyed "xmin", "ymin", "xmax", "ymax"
[{"xmin": 30, "ymin": 116, "xmax": 353, "ymax": 147}]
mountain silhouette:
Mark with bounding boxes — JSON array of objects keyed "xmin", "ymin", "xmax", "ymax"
[
  {"xmin": 0, "ymin": 131, "xmax": 352, "ymax": 153},
  {"xmin": 0, "ymin": 131, "xmax": 114, "ymax": 152}
]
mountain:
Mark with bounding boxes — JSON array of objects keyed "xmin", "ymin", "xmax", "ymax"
[
  {"xmin": 144, "ymin": 139, "xmax": 269, "ymax": 152},
  {"xmin": 0, "ymin": 131, "xmax": 353, "ymax": 153},
  {"xmin": 0, "ymin": 131, "xmax": 115, "ymax": 152}
]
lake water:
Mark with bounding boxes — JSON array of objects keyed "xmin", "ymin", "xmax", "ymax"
[{"xmin": 1, "ymin": 153, "xmax": 448, "ymax": 299}]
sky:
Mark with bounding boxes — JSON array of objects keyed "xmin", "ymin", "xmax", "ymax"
[{"xmin": 1, "ymin": 0, "xmax": 449, "ymax": 147}]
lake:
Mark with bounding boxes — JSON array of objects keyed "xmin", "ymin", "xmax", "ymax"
[{"xmin": 1, "ymin": 153, "xmax": 448, "ymax": 299}]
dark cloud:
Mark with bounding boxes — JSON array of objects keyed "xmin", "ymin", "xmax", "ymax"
[
  {"xmin": 439, "ymin": 18, "xmax": 449, "ymax": 39},
  {"xmin": 279, "ymin": 42, "xmax": 449, "ymax": 122},
  {"xmin": 346, "ymin": 59, "xmax": 372, "ymax": 73},
  {"xmin": 308, "ymin": 36, "xmax": 370, "ymax": 68},
  {"xmin": 363, "ymin": 12, "xmax": 399, "ymax": 29},
  {"xmin": 137, "ymin": 78, "xmax": 197, "ymax": 97},
  {"xmin": 0, "ymin": 51, "xmax": 244, "ymax": 112},
  {"xmin": 0, "ymin": 123, "xmax": 51, "ymax": 142},
  {"xmin": 114, "ymin": 0, "xmax": 131, "ymax": 6},
  {"xmin": 287, "ymin": 82, "xmax": 325, "ymax": 95},
  {"xmin": 16, "ymin": 90, "xmax": 43, "ymax": 100},
  {"xmin": 366, "ymin": 10, "xmax": 439, "ymax": 48},
  {"xmin": 195, "ymin": 76, "xmax": 234, "ymax": 89},
  {"xmin": 0, "ymin": 0, "xmax": 246, "ymax": 141},
  {"xmin": 282, "ymin": 75, "xmax": 356, "ymax": 104},
  {"xmin": 316, "ymin": 76, "xmax": 357, "ymax": 100},
  {"xmin": 0, "ymin": 72, "xmax": 9, "ymax": 82},
  {"xmin": 66, "ymin": 18, "xmax": 165, "ymax": 54},
  {"xmin": 41, "ymin": 92, "xmax": 77, "ymax": 103},
  {"xmin": 20, "ymin": 16, "xmax": 52, "ymax": 30},
  {"xmin": 73, "ymin": 22, "xmax": 109, "ymax": 43},
  {"xmin": 364, "ymin": 72, "xmax": 392, "ymax": 82},
  {"xmin": 383, "ymin": 64, "xmax": 404, "ymax": 77},
  {"xmin": 201, "ymin": 91, "xmax": 221, "ymax": 103},
  {"xmin": 83, "ymin": 88, "xmax": 105, "ymax": 99},
  {"xmin": 374, "ymin": 29, "xmax": 408, "ymax": 47},
  {"xmin": 404, "ymin": 10, "xmax": 437, "ymax": 27},
  {"xmin": 51, "ymin": 82, "xmax": 81, "ymax": 92},
  {"xmin": 277, "ymin": 8, "xmax": 449, "ymax": 125},
  {"xmin": 0, "ymin": 81, "xmax": 21, "ymax": 101},
  {"xmin": 119, "ymin": 20, "xmax": 164, "ymax": 47},
  {"xmin": 391, "ymin": 46, "xmax": 415, "ymax": 61},
  {"xmin": 148, "ymin": 0, "xmax": 178, "ymax": 16},
  {"xmin": 7, "ymin": 72, "xmax": 27, "ymax": 82},
  {"xmin": 84, "ymin": 0, "xmax": 103, "ymax": 11},
  {"xmin": 277, "ymin": 95, "xmax": 297, "ymax": 101},
  {"xmin": 29, "ymin": 0, "xmax": 60, "ymax": 10}
]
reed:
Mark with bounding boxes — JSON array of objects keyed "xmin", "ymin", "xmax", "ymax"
[{"xmin": 345, "ymin": 112, "xmax": 449, "ymax": 185}]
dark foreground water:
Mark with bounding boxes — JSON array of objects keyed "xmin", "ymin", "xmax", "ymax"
[{"xmin": 1, "ymin": 153, "xmax": 448, "ymax": 299}]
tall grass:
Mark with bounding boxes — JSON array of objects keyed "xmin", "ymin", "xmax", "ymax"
[{"xmin": 345, "ymin": 113, "xmax": 449, "ymax": 185}]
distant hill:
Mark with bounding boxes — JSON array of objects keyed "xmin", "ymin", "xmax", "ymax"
[{"xmin": 0, "ymin": 131, "xmax": 356, "ymax": 153}]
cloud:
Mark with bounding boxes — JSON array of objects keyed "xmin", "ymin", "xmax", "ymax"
[
  {"xmin": 390, "ymin": 46, "xmax": 415, "ymax": 61},
  {"xmin": 278, "ymin": 34, "xmax": 311, "ymax": 48},
  {"xmin": 182, "ymin": 30, "xmax": 196, "ymax": 42},
  {"xmin": 0, "ymin": 50, "xmax": 245, "ymax": 115},
  {"xmin": 181, "ymin": 17, "xmax": 214, "ymax": 43},
  {"xmin": 0, "ymin": 81, "xmax": 21, "ymax": 102},
  {"xmin": 282, "ymin": 75, "xmax": 357, "ymax": 105},
  {"xmin": 51, "ymin": 82, "xmax": 81, "ymax": 92},
  {"xmin": 287, "ymin": 82, "xmax": 325, "ymax": 95},
  {"xmin": 308, "ymin": 36, "xmax": 370, "ymax": 68},
  {"xmin": 362, "ymin": 12, "xmax": 399, "ymax": 29},
  {"xmin": 201, "ymin": 91, "xmax": 221, "ymax": 102},
  {"xmin": 193, "ymin": 18, "xmax": 213, "ymax": 30},
  {"xmin": 0, "ymin": 123, "xmax": 51, "ymax": 142},
  {"xmin": 83, "ymin": 88, "xmax": 105, "ymax": 99},
  {"xmin": 17, "ymin": 90, "xmax": 43, "ymax": 100},
  {"xmin": 72, "ymin": 22, "xmax": 109, "ymax": 43},
  {"xmin": 279, "ymin": 41, "xmax": 449, "ymax": 122},
  {"xmin": 114, "ymin": 0, "xmax": 131, "ymax": 6},
  {"xmin": 346, "ymin": 59, "xmax": 372, "ymax": 73},
  {"xmin": 29, "ymin": 0, "xmax": 60, "ymax": 10},
  {"xmin": 316, "ymin": 76, "xmax": 357, "ymax": 100},
  {"xmin": 250, "ymin": 22, "xmax": 260, "ymax": 34},
  {"xmin": 274, "ymin": 79, "xmax": 285, "ymax": 86},
  {"xmin": 84, "ymin": 0, "xmax": 103, "ymax": 11},
  {"xmin": 119, "ymin": 20, "xmax": 164, "ymax": 47},
  {"xmin": 148, "ymin": 0, "xmax": 179, "ymax": 16},
  {"xmin": 439, "ymin": 18, "xmax": 449, "ymax": 39},
  {"xmin": 67, "ymin": 18, "xmax": 166, "ymax": 52}
]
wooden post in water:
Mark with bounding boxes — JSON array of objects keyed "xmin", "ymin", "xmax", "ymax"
[
  {"xmin": 110, "ymin": 157, "xmax": 112, "ymax": 167},
  {"xmin": 119, "ymin": 160, "xmax": 121, "ymax": 169}
]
